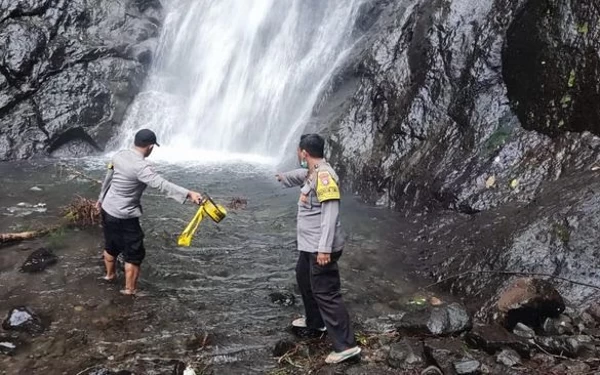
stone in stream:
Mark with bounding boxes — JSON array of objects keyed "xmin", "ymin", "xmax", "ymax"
[
  {"xmin": 495, "ymin": 278, "xmax": 565, "ymax": 330},
  {"xmin": 496, "ymin": 349, "xmax": 521, "ymax": 367},
  {"xmin": 269, "ymin": 291, "xmax": 295, "ymax": 307},
  {"xmin": 2, "ymin": 307, "xmax": 46, "ymax": 335},
  {"xmin": 0, "ymin": 336, "xmax": 21, "ymax": 356},
  {"xmin": 20, "ymin": 248, "xmax": 58, "ymax": 273}
]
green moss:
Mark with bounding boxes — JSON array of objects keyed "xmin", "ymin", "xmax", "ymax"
[
  {"xmin": 553, "ymin": 223, "xmax": 570, "ymax": 244},
  {"xmin": 484, "ymin": 127, "xmax": 512, "ymax": 153},
  {"xmin": 48, "ymin": 227, "xmax": 67, "ymax": 249},
  {"xmin": 577, "ymin": 22, "xmax": 589, "ymax": 35},
  {"xmin": 568, "ymin": 69, "xmax": 576, "ymax": 88}
]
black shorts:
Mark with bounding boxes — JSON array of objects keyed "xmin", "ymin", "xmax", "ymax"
[{"xmin": 101, "ymin": 210, "xmax": 146, "ymax": 265}]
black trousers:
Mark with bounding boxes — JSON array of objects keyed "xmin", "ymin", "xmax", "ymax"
[
  {"xmin": 102, "ymin": 210, "xmax": 146, "ymax": 265},
  {"xmin": 295, "ymin": 251, "xmax": 356, "ymax": 352}
]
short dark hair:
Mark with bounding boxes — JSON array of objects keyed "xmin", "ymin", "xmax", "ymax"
[{"xmin": 299, "ymin": 134, "xmax": 325, "ymax": 158}]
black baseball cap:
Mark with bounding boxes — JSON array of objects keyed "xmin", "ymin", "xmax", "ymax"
[{"xmin": 134, "ymin": 129, "xmax": 160, "ymax": 147}]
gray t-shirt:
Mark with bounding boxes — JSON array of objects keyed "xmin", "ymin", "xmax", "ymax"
[
  {"xmin": 279, "ymin": 162, "xmax": 345, "ymax": 253},
  {"xmin": 98, "ymin": 149, "xmax": 189, "ymax": 219}
]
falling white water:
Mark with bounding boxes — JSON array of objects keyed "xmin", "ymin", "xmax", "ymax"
[{"xmin": 117, "ymin": 0, "xmax": 366, "ymax": 163}]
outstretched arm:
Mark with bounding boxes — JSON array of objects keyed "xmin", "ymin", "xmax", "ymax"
[
  {"xmin": 276, "ymin": 169, "xmax": 308, "ymax": 188},
  {"xmin": 137, "ymin": 165, "xmax": 200, "ymax": 204}
]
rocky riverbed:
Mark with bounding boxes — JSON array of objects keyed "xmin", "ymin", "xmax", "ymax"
[{"xmin": 1, "ymin": 161, "xmax": 600, "ymax": 375}]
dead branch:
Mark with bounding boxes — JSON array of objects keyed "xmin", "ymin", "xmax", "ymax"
[{"xmin": 0, "ymin": 225, "xmax": 60, "ymax": 244}]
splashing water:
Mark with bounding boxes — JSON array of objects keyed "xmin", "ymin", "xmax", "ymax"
[{"xmin": 117, "ymin": 0, "xmax": 366, "ymax": 163}]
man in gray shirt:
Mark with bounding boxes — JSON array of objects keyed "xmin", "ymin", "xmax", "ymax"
[
  {"xmin": 277, "ymin": 134, "xmax": 360, "ymax": 364},
  {"xmin": 97, "ymin": 129, "xmax": 202, "ymax": 296}
]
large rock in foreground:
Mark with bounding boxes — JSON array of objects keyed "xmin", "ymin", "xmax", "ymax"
[
  {"xmin": 2, "ymin": 306, "xmax": 46, "ymax": 336},
  {"xmin": 0, "ymin": 0, "xmax": 163, "ymax": 160}
]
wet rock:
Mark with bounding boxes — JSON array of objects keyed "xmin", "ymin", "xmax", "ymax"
[
  {"xmin": 269, "ymin": 292, "xmax": 295, "ymax": 307},
  {"xmin": 398, "ymin": 303, "xmax": 471, "ymax": 336},
  {"xmin": 542, "ymin": 315, "xmax": 574, "ymax": 336},
  {"xmin": 496, "ymin": 278, "xmax": 565, "ymax": 330},
  {"xmin": 427, "ymin": 303, "xmax": 472, "ymax": 335},
  {"xmin": 465, "ymin": 325, "xmax": 530, "ymax": 356},
  {"xmin": 20, "ymin": 248, "xmax": 58, "ymax": 273},
  {"xmin": 453, "ymin": 359, "xmax": 481, "ymax": 374},
  {"xmin": 421, "ymin": 366, "xmax": 443, "ymax": 375},
  {"xmin": 0, "ymin": 336, "xmax": 20, "ymax": 356},
  {"xmin": 2, "ymin": 307, "xmax": 46, "ymax": 335},
  {"xmin": 512, "ymin": 323, "xmax": 535, "ymax": 339},
  {"xmin": 586, "ymin": 303, "xmax": 600, "ymax": 323},
  {"xmin": 386, "ymin": 338, "xmax": 425, "ymax": 370},
  {"xmin": 531, "ymin": 353, "xmax": 556, "ymax": 367},
  {"xmin": 272, "ymin": 339, "xmax": 296, "ymax": 357},
  {"xmin": 0, "ymin": 0, "xmax": 163, "ymax": 160},
  {"xmin": 534, "ymin": 336, "xmax": 581, "ymax": 357},
  {"xmin": 496, "ymin": 349, "xmax": 521, "ymax": 367},
  {"xmin": 424, "ymin": 338, "xmax": 464, "ymax": 375}
]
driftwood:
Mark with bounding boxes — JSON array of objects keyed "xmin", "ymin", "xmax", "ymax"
[{"xmin": 0, "ymin": 226, "xmax": 60, "ymax": 244}]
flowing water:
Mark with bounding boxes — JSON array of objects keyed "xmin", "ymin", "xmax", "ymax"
[
  {"xmin": 117, "ymin": 0, "xmax": 367, "ymax": 161},
  {"xmin": 0, "ymin": 160, "xmax": 428, "ymax": 374}
]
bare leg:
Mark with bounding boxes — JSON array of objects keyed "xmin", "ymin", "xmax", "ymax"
[
  {"xmin": 122, "ymin": 262, "xmax": 140, "ymax": 295},
  {"xmin": 103, "ymin": 251, "xmax": 116, "ymax": 281}
]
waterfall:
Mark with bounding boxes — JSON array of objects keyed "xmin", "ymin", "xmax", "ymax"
[{"xmin": 116, "ymin": 0, "xmax": 367, "ymax": 163}]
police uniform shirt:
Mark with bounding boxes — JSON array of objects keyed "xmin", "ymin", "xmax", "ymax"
[{"xmin": 279, "ymin": 162, "xmax": 345, "ymax": 253}]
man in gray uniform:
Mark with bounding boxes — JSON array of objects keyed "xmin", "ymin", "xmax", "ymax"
[
  {"xmin": 97, "ymin": 129, "xmax": 203, "ymax": 296},
  {"xmin": 277, "ymin": 134, "xmax": 360, "ymax": 364}
]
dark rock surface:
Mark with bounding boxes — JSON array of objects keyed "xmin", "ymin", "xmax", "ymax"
[
  {"xmin": 316, "ymin": 0, "xmax": 600, "ymax": 308},
  {"xmin": 397, "ymin": 302, "xmax": 471, "ymax": 336},
  {"xmin": 386, "ymin": 338, "xmax": 425, "ymax": 370},
  {"xmin": 2, "ymin": 306, "xmax": 46, "ymax": 335},
  {"xmin": 0, "ymin": 0, "xmax": 162, "ymax": 160},
  {"xmin": 0, "ymin": 335, "xmax": 21, "ymax": 356},
  {"xmin": 20, "ymin": 247, "xmax": 57, "ymax": 273}
]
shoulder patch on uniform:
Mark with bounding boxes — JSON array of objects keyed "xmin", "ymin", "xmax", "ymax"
[
  {"xmin": 107, "ymin": 163, "xmax": 114, "ymax": 170},
  {"xmin": 316, "ymin": 170, "xmax": 340, "ymax": 202}
]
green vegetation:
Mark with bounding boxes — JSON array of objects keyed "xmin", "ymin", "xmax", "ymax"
[
  {"xmin": 484, "ymin": 127, "xmax": 512, "ymax": 153},
  {"xmin": 553, "ymin": 222, "xmax": 570, "ymax": 244}
]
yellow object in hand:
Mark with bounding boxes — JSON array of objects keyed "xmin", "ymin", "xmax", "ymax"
[
  {"xmin": 177, "ymin": 194, "xmax": 227, "ymax": 247},
  {"xmin": 177, "ymin": 205, "xmax": 206, "ymax": 247}
]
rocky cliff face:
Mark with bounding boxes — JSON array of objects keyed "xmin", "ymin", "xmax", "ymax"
[
  {"xmin": 318, "ymin": 0, "xmax": 600, "ymax": 305},
  {"xmin": 0, "ymin": 0, "xmax": 162, "ymax": 160}
]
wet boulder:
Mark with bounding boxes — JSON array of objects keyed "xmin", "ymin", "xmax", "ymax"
[
  {"xmin": 386, "ymin": 338, "xmax": 425, "ymax": 370},
  {"xmin": 427, "ymin": 303, "xmax": 472, "ymax": 335},
  {"xmin": 495, "ymin": 278, "xmax": 564, "ymax": 330},
  {"xmin": 0, "ymin": 336, "xmax": 21, "ymax": 356},
  {"xmin": 2, "ymin": 307, "xmax": 46, "ymax": 335},
  {"xmin": 20, "ymin": 248, "xmax": 58, "ymax": 273},
  {"xmin": 398, "ymin": 302, "xmax": 471, "ymax": 336}
]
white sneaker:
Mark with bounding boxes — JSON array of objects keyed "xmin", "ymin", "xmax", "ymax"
[
  {"xmin": 292, "ymin": 317, "xmax": 326, "ymax": 331},
  {"xmin": 325, "ymin": 347, "xmax": 361, "ymax": 364}
]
